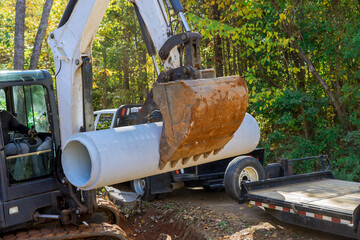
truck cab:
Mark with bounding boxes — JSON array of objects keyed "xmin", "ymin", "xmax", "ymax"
[{"xmin": 94, "ymin": 105, "xmax": 142, "ymax": 130}]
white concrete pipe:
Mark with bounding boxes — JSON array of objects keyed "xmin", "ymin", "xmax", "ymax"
[{"xmin": 62, "ymin": 113, "xmax": 260, "ymax": 190}]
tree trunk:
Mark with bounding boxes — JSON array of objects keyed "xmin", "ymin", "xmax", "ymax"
[
  {"xmin": 117, "ymin": 58, "xmax": 123, "ymax": 87},
  {"xmin": 123, "ymin": 50, "xmax": 130, "ymax": 90},
  {"xmin": 211, "ymin": 1, "xmax": 223, "ymax": 77},
  {"xmin": 334, "ymin": 51, "xmax": 341, "ymax": 101},
  {"xmin": 236, "ymin": 48, "xmax": 243, "ymax": 75},
  {"xmin": 29, "ymin": 0, "xmax": 54, "ymax": 69},
  {"xmin": 232, "ymin": 45, "xmax": 237, "ymax": 76},
  {"xmin": 102, "ymin": 45, "xmax": 108, "ymax": 109},
  {"xmin": 294, "ymin": 43, "xmax": 348, "ymax": 127},
  {"xmin": 140, "ymin": 48, "xmax": 148, "ymax": 102},
  {"xmin": 292, "ymin": 51, "xmax": 312, "ymax": 139},
  {"xmin": 214, "ymin": 36, "xmax": 223, "ymax": 76},
  {"xmin": 14, "ymin": 0, "xmax": 26, "ymax": 70},
  {"xmin": 226, "ymin": 38, "xmax": 232, "ymax": 75}
]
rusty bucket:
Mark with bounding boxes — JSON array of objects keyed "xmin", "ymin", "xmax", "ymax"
[{"xmin": 153, "ymin": 75, "xmax": 248, "ymax": 169}]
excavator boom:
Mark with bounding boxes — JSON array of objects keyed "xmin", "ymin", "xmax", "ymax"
[{"xmin": 49, "ymin": 0, "xmax": 249, "ymax": 172}]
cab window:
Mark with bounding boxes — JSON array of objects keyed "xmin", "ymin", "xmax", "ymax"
[
  {"xmin": 1, "ymin": 85, "xmax": 54, "ymax": 184},
  {"xmin": 0, "ymin": 90, "xmax": 5, "ymax": 109},
  {"xmin": 96, "ymin": 113, "xmax": 113, "ymax": 130}
]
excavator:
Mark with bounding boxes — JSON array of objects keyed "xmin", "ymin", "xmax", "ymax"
[{"xmin": 0, "ymin": 0, "xmax": 253, "ymax": 239}]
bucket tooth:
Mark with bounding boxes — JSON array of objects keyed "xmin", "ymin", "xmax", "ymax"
[
  {"xmin": 170, "ymin": 160, "xmax": 179, "ymax": 168},
  {"xmin": 213, "ymin": 149, "xmax": 222, "ymax": 155},
  {"xmin": 193, "ymin": 154, "xmax": 201, "ymax": 162},
  {"xmin": 203, "ymin": 152, "xmax": 211, "ymax": 158},
  {"xmin": 153, "ymin": 75, "xmax": 248, "ymax": 170},
  {"xmin": 182, "ymin": 157, "xmax": 190, "ymax": 165}
]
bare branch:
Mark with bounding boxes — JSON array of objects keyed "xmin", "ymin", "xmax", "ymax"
[
  {"xmin": 291, "ymin": 0, "xmax": 303, "ymax": 24},
  {"xmin": 29, "ymin": 0, "xmax": 54, "ymax": 69}
]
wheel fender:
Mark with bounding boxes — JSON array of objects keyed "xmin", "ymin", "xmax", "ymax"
[{"xmin": 149, "ymin": 173, "xmax": 173, "ymax": 195}]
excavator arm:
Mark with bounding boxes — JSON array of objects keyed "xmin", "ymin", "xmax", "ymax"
[
  {"xmin": 48, "ymin": 0, "xmax": 249, "ymax": 170},
  {"xmin": 48, "ymin": 0, "xmax": 180, "ymax": 144}
]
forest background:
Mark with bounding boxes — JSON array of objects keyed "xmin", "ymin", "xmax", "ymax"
[{"xmin": 0, "ymin": 0, "xmax": 359, "ymax": 180}]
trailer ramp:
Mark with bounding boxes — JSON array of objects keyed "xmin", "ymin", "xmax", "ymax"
[{"xmin": 240, "ymin": 171, "xmax": 360, "ymax": 239}]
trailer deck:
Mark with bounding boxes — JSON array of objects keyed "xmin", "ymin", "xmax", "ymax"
[
  {"xmin": 251, "ymin": 178, "xmax": 360, "ymax": 214},
  {"xmin": 240, "ymin": 170, "xmax": 360, "ymax": 239}
]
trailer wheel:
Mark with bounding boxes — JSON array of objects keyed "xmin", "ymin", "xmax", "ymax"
[
  {"xmin": 224, "ymin": 156, "xmax": 265, "ymax": 200},
  {"xmin": 130, "ymin": 177, "xmax": 155, "ymax": 201}
]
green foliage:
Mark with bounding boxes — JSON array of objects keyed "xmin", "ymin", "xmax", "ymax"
[
  {"xmin": 0, "ymin": 0, "xmax": 359, "ymax": 180},
  {"xmin": 342, "ymin": 84, "xmax": 360, "ymax": 128},
  {"xmin": 0, "ymin": 2, "xmax": 15, "ymax": 69},
  {"xmin": 0, "ymin": 0, "xmax": 66, "ymax": 70},
  {"xmin": 184, "ymin": 0, "xmax": 360, "ymax": 180},
  {"xmin": 91, "ymin": 0, "xmax": 156, "ymax": 109}
]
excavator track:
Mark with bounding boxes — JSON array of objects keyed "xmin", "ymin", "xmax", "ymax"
[
  {"xmin": 1, "ymin": 222, "xmax": 127, "ymax": 240},
  {"xmin": 1, "ymin": 198, "xmax": 128, "ymax": 240},
  {"xmin": 94, "ymin": 197, "xmax": 124, "ymax": 226}
]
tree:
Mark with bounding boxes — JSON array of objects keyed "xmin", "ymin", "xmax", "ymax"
[
  {"xmin": 211, "ymin": 1, "xmax": 223, "ymax": 77},
  {"xmin": 29, "ymin": 0, "xmax": 54, "ymax": 69},
  {"xmin": 14, "ymin": 0, "xmax": 26, "ymax": 70},
  {"xmin": 270, "ymin": 0, "xmax": 351, "ymax": 131}
]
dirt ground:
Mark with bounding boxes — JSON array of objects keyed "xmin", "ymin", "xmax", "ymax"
[{"xmin": 116, "ymin": 187, "xmax": 348, "ymax": 240}]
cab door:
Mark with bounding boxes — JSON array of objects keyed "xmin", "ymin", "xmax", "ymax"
[
  {"xmin": 0, "ymin": 83, "xmax": 60, "ymax": 228},
  {"xmin": 1, "ymin": 85, "xmax": 56, "ymax": 187}
]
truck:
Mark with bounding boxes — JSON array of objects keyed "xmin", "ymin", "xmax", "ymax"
[
  {"xmin": 130, "ymin": 150, "xmax": 265, "ymax": 201},
  {"xmin": 0, "ymin": 0, "xmax": 257, "ymax": 238},
  {"xmin": 228, "ymin": 155, "xmax": 360, "ymax": 239}
]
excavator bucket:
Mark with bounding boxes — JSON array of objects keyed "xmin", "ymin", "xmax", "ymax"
[{"xmin": 153, "ymin": 75, "xmax": 248, "ymax": 169}]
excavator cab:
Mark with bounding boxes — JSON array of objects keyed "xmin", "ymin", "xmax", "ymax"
[
  {"xmin": 0, "ymin": 70, "xmax": 62, "ymax": 230},
  {"xmin": 0, "ymin": 70, "xmax": 125, "ymax": 238}
]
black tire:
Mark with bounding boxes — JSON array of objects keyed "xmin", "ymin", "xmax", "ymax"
[
  {"xmin": 130, "ymin": 177, "xmax": 156, "ymax": 201},
  {"xmin": 224, "ymin": 156, "xmax": 265, "ymax": 200}
]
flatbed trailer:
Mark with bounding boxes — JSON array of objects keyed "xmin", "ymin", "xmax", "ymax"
[{"xmin": 238, "ymin": 156, "xmax": 360, "ymax": 239}]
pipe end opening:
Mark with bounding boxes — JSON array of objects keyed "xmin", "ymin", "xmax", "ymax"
[{"xmin": 62, "ymin": 140, "xmax": 92, "ymax": 188}]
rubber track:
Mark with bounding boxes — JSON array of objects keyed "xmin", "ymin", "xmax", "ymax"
[
  {"xmin": 1, "ymin": 222, "xmax": 127, "ymax": 240},
  {"xmin": 1, "ymin": 198, "xmax": 128, "ymax": 240},
  {"xmin": 96, "ymin": 197, "xmax": 126, "ymax": 225}
]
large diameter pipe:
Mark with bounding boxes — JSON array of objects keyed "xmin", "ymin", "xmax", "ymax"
[{"xmin": 62, "ymin": 113, "xmax": 260, "ymax": 190}]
